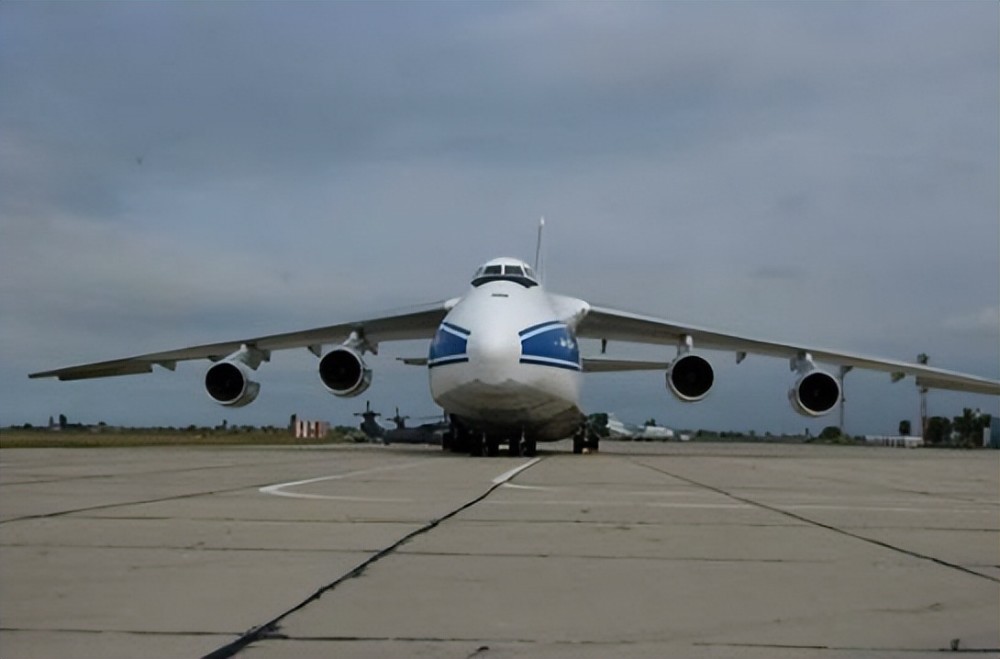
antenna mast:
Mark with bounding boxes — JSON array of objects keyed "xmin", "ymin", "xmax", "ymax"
[{"xmin": 534, "ymin": 216, "xmax": 545, "ymax": 281}]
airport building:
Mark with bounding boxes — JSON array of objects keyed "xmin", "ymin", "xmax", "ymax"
[
  {"xmin": 293, "ymin": 419, "xmax": 329, "ymax": 439},
  {"xmin": 864, "ymin": 435, "xmax": 924, "ymax": 448},
  {"xmin": 984, "ymin": 416, "xmax": 1000, "ymax": 449}
]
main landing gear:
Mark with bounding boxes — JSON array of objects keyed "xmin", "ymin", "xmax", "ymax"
[
  {"xmin": 442, "ymin": 418, "xmax": 536, "ymax": 458},
  {"xmin": 441, "ymin": 418, "xmax": 470, "ymax": 454}
]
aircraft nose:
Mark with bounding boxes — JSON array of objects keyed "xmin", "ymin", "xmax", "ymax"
[{"xmin": 467, "ymin": 325, "xmax": 518, "ymax": 378}]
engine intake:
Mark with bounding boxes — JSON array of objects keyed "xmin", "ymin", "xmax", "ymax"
[
  {"xmin": 789, "ymin": 370, "xmax": 840, "ymax": 417},
  {"xmin": 205, "ymin": 361, "xmax": 260, "ymax": 407},
  {"xmin": 666, "ymin": 354, "xmax": 714, "ymax": 402},
  {"xmin": 319, "ymin": 347, "xmax": 372, "ymax": 397}
]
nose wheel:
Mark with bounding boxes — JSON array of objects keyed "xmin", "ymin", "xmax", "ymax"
[
  {"xmin": 509, "ymin": 435, "xmax": 537, "ymax": 457},
  {"xmin": 443, "ymin": 419, "xmax": 537, "ymax": 458}
]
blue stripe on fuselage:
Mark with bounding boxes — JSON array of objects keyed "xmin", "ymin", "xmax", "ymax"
[
  {"xmin": 518, "ymin": 320, "xmax": 564, "ymax": 337},
  {"xmin": 519, "ymin": 322, "xmax": 581, "ymax": 372},
  {"xmin": 428, "ymin": 323, "xmax": 470, "ymax": 368},
  {"xmin": 441, "ymin": 322, "xmax": 471, "ymax": 338}
]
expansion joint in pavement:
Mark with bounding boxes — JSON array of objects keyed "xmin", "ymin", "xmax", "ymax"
[
  {"xmin": 629, "ymin": 459, "xmax": 1000, "ymax": 585},
  {"xmin": 0, "ymin": 480, "xmax": 298, "ymax": 525}
]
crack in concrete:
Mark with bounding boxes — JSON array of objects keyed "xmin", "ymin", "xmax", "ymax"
[
  {"xmin": 0, "ymin": 626, "xmax": 236, "ymax": 637},
  {"xmin": 240, "ymin": 634, "xmax": 651, "ymax": 644},
  {"xmin": 0, "ymin": 457, "xmax": 345, "ymax": 488},
  {"xmin": 213, "ymin": 633, "xmax": 1000, "ymax": 653},
  {"xmin": 392, "ymin": 548, "xmax": 831, "ymax": 563},
  {"xmin": 64, "ymin": 515, "xmax": 428, "ymax": 523},
  {"xmin": 0, "ymin": 542, "xmax": 383, "ymax": 554},
  {"xmin": 0, "ymin": 479, "xmax": 302, "ymax": 525},
  {"xmin": 733, "ymin": 471, "xmax": 993, "ymax": 506},
  {"xmin": 0, "ymin": 541, "xmax": 832, "ymax": 562},
  {"xmin": 694, "ymin": 641, "xmax": 1000, "ymax": 653},
  {"xmin": 631, "ymin": 459, "xmax": 1000, "ymax": 584},
  {"xmin": 200, "ymin": 457, "xmax": 546, "ymax": 659},
  {"xmin": 464, "ymin": 644, "xmax": 491, "ymax": 658}
]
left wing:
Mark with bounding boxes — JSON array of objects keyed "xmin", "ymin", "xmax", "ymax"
[
  {"xmin": 582, "ymin": 357, "xmax": 669, "ymax": 372},
  {"xmin": 30, "ymin": 302, "xmax": 451, "ymax": 381},
  {"xmin": 576, "ymin": 306, "xmax": 1000, "ymax": 395}
]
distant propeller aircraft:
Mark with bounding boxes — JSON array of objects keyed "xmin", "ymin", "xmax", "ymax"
[{"xmin": 354, "ymin": 402, "xmax": 447, "ymax": 446}]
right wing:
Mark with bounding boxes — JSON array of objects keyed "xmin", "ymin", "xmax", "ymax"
[
  {"xmin": 29, "ymin": 302, "xmax": 452, "ymax": 381},
  {"xmin": 576, "ymin": 306, "xmax": 1000, "ymax": 396}
]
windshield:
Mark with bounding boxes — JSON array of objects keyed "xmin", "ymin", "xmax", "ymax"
[{"xmin": 471, "ymin": 262, "xmax": 538, "ymax": 288}]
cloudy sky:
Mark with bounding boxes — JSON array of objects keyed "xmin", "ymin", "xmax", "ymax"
[{"xmin": 2, "ymin": 2, "xmax": 997, "ymax": 435}]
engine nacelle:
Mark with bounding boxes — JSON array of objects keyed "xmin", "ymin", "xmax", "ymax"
[
  {"xmin": 789, "ymin": 370, "xmax": 840, "ymax": 417},
  {"xmin": 204, "ymin": 361, "xmax": 260, "ymax": 407},
  {"xmin": 319, "ymin": 347, "xmax": 372, "ymax": 397},
  {"xmin": 666, "ymin": 353, "xmax": 714, "ymax": 402}
]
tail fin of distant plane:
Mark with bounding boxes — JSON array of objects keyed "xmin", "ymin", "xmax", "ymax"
[{"xmin": 534, "ymin": 217, "xmax": 545, "ymax": 284}]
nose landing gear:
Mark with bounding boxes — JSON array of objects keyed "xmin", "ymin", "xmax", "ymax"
[{"xmin": 509, "ymin": 431, "xmax": 537, "ymax": 458}]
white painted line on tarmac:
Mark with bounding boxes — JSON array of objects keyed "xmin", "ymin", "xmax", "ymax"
[
  {"xmin": 262, "ymin": 492, "xmax": 412, "ymax": 502},
  {"xmin": 259, "ymin": 460, "xmax": 431, "ymax": 500},
  {"xmin": 492, "ymin": 457, "xmax": 542, "ymax": 485},
  {"xmin": 648, "ymin": 502, "xmax": 753, "ymax": 509},
  {"xmin": 501, "ymin": 482, "xmax": 559, "ymax": 492}
]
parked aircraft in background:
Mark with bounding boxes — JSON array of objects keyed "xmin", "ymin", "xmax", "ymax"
[
  {"xmin": 353, "ymin": 400, "xmax": 386, "ymax": 442},
  {"xmin": 30, "ymin": 223, "xmax": 1000, "ymax": 457},
  {"xmin": 605, "ymin": 414, "xmax": 675, "ymax": 441},
  {"xmin": 354, "ymin": 402, "xmax": 447, "ymax": 445}
]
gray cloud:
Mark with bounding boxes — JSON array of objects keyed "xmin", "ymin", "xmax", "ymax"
[{"xmin": 2, "ymin": 2, "xmax": 997, "ymax": 431}]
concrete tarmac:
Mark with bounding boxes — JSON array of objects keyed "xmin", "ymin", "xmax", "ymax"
[{"xmin": 1, "ymin": 441, "xmax": 997, "ymax": 658}]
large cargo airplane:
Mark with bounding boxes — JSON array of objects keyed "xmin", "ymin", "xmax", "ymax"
[{"xmin": 30, "ymin": 228, "xmax": 1000, "ymax": 457}]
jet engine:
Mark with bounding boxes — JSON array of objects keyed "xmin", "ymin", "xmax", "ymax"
[
  {"xmin": 789, "ymin": 370, "xmax": 840, "ymax": 417},
  {"xmin": 666, "ymin": 353, "xmax": 714, "ymax": 402},
  {"xmin": 204, "ymin": 361, "xmax": 260, "ymax": 407},
  {"xmin": 319, "ymin": 346, "xmax": 372, "ymax": 397}
]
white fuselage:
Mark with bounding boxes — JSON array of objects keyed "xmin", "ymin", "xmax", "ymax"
[{"xmin": 428, "ymin": 279, "xmax": 588, "ymax": 442}]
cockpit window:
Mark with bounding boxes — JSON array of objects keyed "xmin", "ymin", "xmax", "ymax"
[{"xmin": 471, "ymin": 261, "xmax": 539, "ymax": 288}]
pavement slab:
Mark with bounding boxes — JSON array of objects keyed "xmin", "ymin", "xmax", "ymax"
[{"xmin": 1, "ymin": 441, "xmax": 997, "ymax": 658}]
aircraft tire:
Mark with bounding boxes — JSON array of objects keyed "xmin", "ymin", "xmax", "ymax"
[
  {"xmin": 450, "ymin": 431, "xmax": 468, "ymax": 453},
  {"xmin": 572, "ymin": 434, "xmax": 585, "ymax": 454},
  {"xmin": 523, "ymin": 439, "xmax": 537, "ymax": 457},
  {"xmin": 449, "ymin": 423, "xmax": 470, "ymax": 453}
]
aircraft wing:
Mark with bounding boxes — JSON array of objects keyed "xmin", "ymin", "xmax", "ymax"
[
  {"xmin": 576, "ymin": 306, "xmax": 1000, "ymax": 396},
  {"xmin": 582, "ymin": 357, "xmax": 670, "ymax": 372},
  {"xmin": 29, "ymin": 302, "xmax": 451, "ymax": 381}
]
